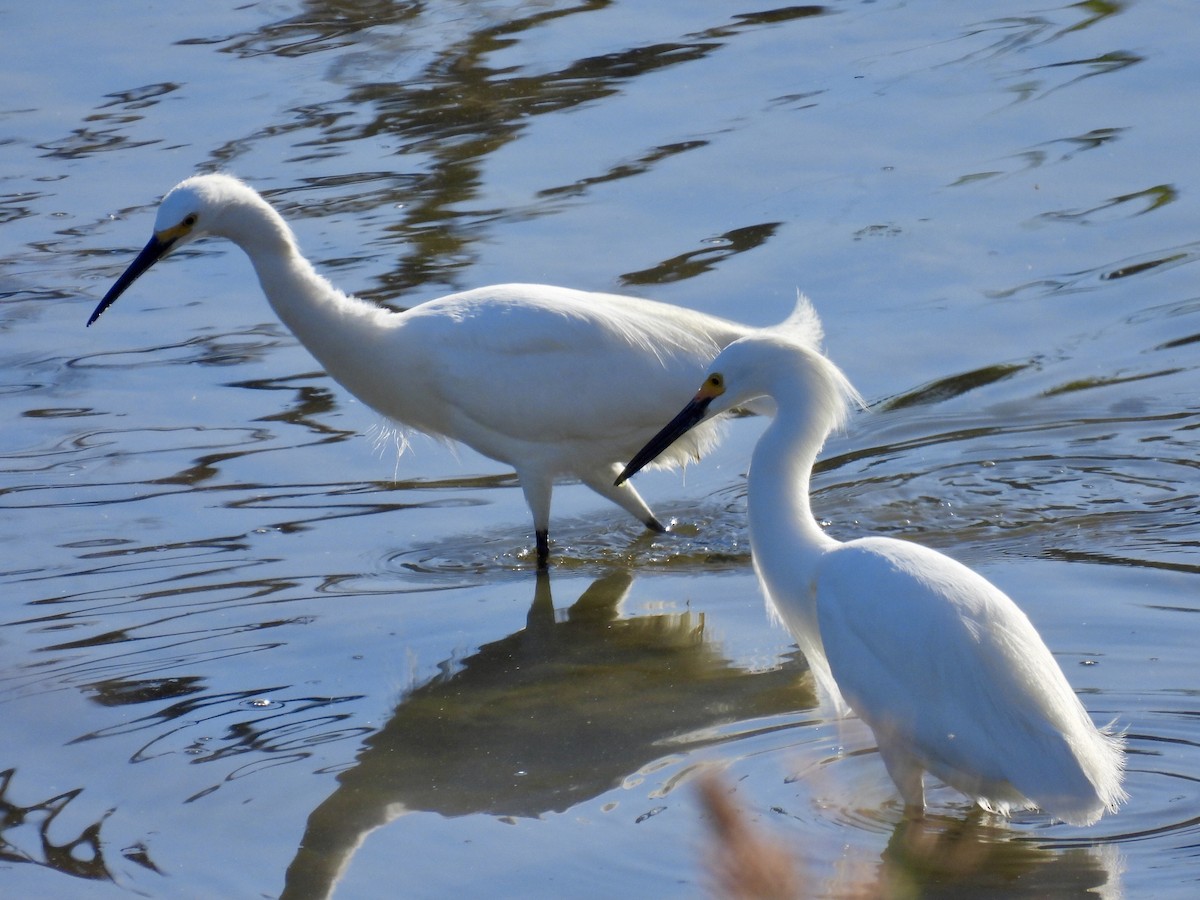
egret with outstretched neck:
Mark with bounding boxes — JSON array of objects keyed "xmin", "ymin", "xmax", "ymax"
[
  {"xmin": 88, "ymin": 174, "xmax": 820, "ymax": 566},
  {"xmin": 617, "ymin": 311, "xmax": 1126, "ymax": 824}
]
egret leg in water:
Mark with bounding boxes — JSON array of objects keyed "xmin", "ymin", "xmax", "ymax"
[
  {"xmin": 617, "ymin": 305, "xmax": 1126, "ymax": 824},
  {"xmin": 88, "ymin": 174, "xmax": 821, "ymax": 566}
]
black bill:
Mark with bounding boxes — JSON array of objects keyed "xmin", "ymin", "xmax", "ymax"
[
  {"xmin": 87, "ymin": 233, "xmax": 175, "ymax": 326},
  {"xmin": 615, "ymin": 394, "xmax": 714, "ymax": 486}
]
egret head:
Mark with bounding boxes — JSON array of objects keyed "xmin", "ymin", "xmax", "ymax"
[
  {"xmin": 86, "ymin": 175, "xmax": 259, "ymax": 326},
  {"xmin": 615, "ymin": 333, "xmax": 860, "ymax": 486}
]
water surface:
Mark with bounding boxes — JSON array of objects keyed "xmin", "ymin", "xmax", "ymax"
[{"xmin": 2, "ymin": 1, "xmax": 1199, "ymax": 897}]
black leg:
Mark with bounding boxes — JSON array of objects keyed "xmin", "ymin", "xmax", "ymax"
[
  {"xmin": 535, "ymin": 529, "xmax": 550, "ymax": 568},
  {"xmin": 644, "ymin": 516, "xmax": 666, "ymax": 533}
]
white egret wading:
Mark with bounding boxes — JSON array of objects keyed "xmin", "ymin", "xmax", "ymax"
[
  {"xmin": 616, "ymin": 308, "xmax": 1126, "ymax": 824},
  {"xmin": 88, "ymin": 174, "xmax": 820, "ymax": 566}
]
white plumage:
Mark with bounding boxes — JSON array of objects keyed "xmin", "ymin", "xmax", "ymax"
[
  {"xmin": 88, "ymin": 174, "xmax": 820, "ymax": 565},
  {"xmin": 618, "ymin": 307, "xmax": 1126, "ymax": 824}
]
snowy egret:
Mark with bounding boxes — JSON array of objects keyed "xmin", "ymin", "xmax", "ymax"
[
  {"xmin": 88, "ymin": 174, "xmax": 821, "ymax": 566},
  {"xmin": 617, "ymin": 311, "xmax": 1127, "ymax": 824}
]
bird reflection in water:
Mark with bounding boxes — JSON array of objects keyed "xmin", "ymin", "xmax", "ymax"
[
  {"xmin": 698, "ymin": 774, "xmax": 1123, "ymax": 899},
  {"xmin": 281, "ymin": 570, "xmax": 813, "ymax": 899}
]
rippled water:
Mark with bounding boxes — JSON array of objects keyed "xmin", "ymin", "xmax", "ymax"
[{"xmin": 3, "ymin": 1, "xmax": 1200, "ymax": 897}]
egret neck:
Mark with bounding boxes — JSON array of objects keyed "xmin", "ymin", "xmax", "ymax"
[
  {"xmin": 743, "ymin": 376, "xmax": 843, "ymax": 705},
  {"xmin": 229, "ymin": 196, "xmax": 403, "ymax": 421}
]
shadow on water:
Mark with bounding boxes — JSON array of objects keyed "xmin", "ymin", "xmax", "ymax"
[{"xmin": 280, "ymin": 568, "xmax": 813, "ymax": 899}]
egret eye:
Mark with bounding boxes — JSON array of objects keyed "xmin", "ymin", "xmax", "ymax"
[
  {"xmin": 182, "ymin": 214, "xmax": 198, "ymax": 227},
  {"xmin": 708, "ymin": 374, "xmax": 723, "ymax": 389}
]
